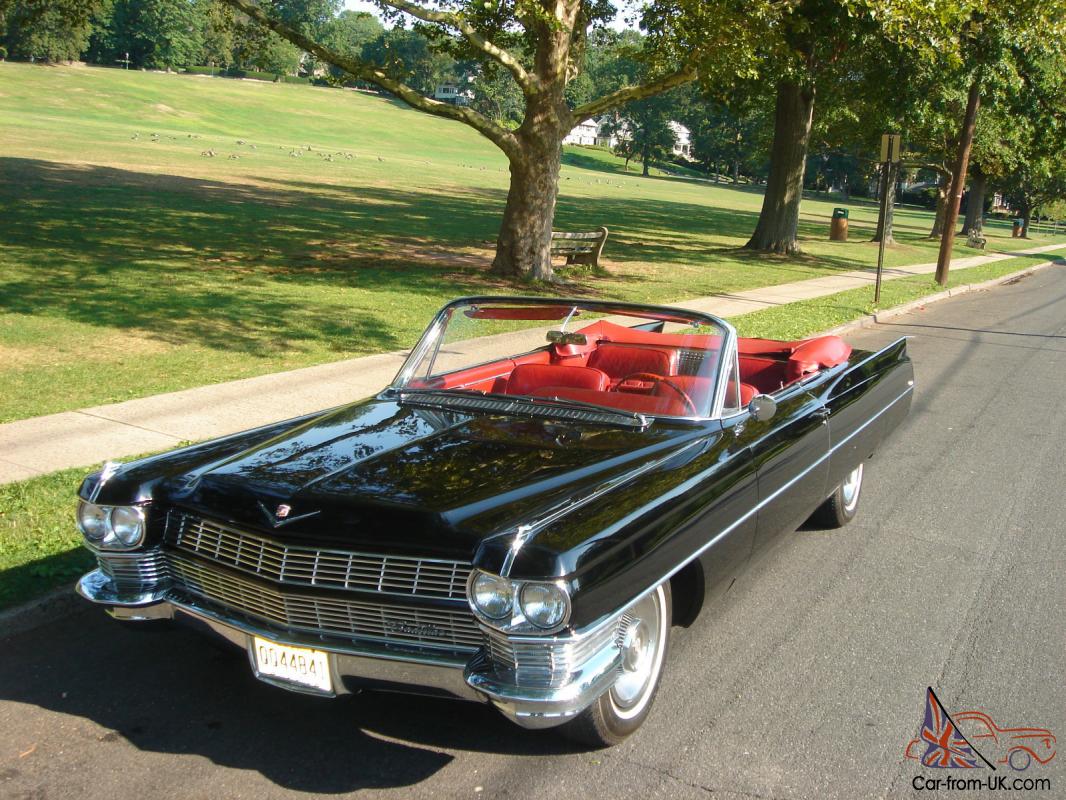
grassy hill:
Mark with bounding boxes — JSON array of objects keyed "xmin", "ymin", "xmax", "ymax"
[{"xmin": 0, "ymin": 62, "xmax": 1057, "ymax": 422}]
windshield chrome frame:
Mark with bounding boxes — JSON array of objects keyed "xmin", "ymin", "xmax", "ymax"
[{"xmin": 390, "ymin": 296, "xmax": 737, "ymax": 422}]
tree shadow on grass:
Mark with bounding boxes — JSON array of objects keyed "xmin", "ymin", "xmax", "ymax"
[{"xmin": 2, "ymin": 157, "xmax": 896, "ymax": 362}]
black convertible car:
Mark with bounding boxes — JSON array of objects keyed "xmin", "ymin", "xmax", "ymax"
[{"xmin": 76, "ymin": 297, "xmax": 913, "ymax": 746}]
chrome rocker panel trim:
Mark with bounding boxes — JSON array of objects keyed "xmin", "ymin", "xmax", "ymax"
[{"xmin": 77, "ymin": 568, "xmax": 622, "ymax": 729}]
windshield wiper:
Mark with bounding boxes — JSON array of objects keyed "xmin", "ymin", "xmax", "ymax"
[{"xmin": 395, "ymin": 388, "xmax": 649, "ymax": 427}]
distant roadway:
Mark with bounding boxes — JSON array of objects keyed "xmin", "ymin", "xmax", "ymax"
[{"xmin": 2, "ymin": 265, "xmax": 1064, "ymax": 799}]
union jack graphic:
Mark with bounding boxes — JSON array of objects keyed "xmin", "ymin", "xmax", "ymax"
[{"xmin": 920, "ymin": 687, "xmax": 992, "ymax": 769}]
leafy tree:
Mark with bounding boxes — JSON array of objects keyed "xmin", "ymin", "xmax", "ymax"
[
  {"xmin": 91, "ymin": 0, "xmax": 203, "ymax": 69},
  {"xmin": 216, "ymin": 0, "xmax": 700, "ymax": 281},
  {"xmin": 648, "ymin": 0, "xmax": 977, "ymax": 255},
  {"xmin": 684, "ymin": 92, "xmax": 769, "ymax": 183},
  {"xmin": 321, "ymin": 9, "xmax": 381, "ymax": 65},
  {"xmin": 362, "ymin": 27, "xmax": 454, "ymax": 96},
  {"xmin": 612, "ymin": 91, "xmax": 678, "ymax": 176},
  {"xmin": 195, "ymin": 0, "xmax": 236, "ymax": 66},
  {"xmin": 1, "ymin": 0, "xmax": 105, "ymax": 61}
]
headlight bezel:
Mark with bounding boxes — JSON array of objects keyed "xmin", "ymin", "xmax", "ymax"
[
  {"xmin": 466, "ymin": 568, "xmax": 572, "ymax": 634},
  {"xmin": 76, "ymin": 500, "xmax": 148, "ymax": 551},
  {"xmin": 519, "ymin": 581, "xmax": 571, "ymax": 630}
]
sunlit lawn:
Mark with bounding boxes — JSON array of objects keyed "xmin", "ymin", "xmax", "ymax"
[{"xmin": 1, "ymin": 62, "xmax": 1061, "ymax": 422}]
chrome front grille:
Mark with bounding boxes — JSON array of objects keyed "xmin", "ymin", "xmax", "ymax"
[
  {"xmin": 483, "ymin": 617, "xmax": 621, "ymax": 688},
  {"xmin": 96, "ymin": 548, "xmax": 168, "ymax": 590},
  {"xmin": 167, "ymin": 553, "xmax": 483, "ymax": 652},
  {"xmin": 165, "ymin": 513, "xmax": 471, "ymax": 601}
]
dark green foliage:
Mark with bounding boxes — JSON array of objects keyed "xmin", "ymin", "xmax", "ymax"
[{"xmin": 1, "ymin": 0, "xmax": 105, "ymax": 61}]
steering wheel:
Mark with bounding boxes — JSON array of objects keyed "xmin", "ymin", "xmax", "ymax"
[{"xmin": 616, "ymin": 372, "xmax": 698, "ymax": 416}]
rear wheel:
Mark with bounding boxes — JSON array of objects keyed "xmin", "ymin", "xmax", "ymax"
[
  {"xmin": 811, "ymin": 462, "xmax": 864, "ymax": 528},
  {"xmin": 560, "ymin": 581, "xmax": 671, "ymax": 748}
]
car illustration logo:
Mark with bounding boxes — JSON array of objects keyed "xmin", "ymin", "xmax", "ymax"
[
  {"xmin": 256, "ymin": 500, "xmax": 320, "ymax": 528},
  {"xmin": 905, "ymin": 687, "xmax": 1057, "ymax": 771}
]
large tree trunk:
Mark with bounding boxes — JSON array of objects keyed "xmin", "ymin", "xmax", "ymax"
[
  {"xmin": 745, "ymin": 80, "xmax": 815, "ymax": 255},
  {"xmin": 492, "ymin": 142, "xmax": 562, "ymax": 282},
  {"xmin": 928, "ymin": 172, "xmax": 950, "ymax": 238},
  {"xmin": 491, "ymin": 89, "xmax": 569, "ymax": 282},
  {"xmin": 1021, "ymin": 206, "xmax": 1033, "ymax": 238},
  {"xmin": 960, "ymin": 164, "xmax": 987, "ymax": 235},
  {"xmin": 732, "ymin": 159, "xmax": 740, "ymax": 184},
  {"xmin": 641, "ymin": 140, "xmax": 651, "ymax": 176},
  {"xmin": 872, "ymin": 162, "xmax": 898, "ymax": 244}
]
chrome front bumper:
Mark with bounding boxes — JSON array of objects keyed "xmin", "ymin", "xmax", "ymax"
[{"xmin": 77, "ymin": 569, "xmax": 624, "ymax": 730}]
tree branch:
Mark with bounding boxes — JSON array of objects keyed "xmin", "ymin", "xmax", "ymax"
[
  {"xmin": 571, "ymin": 65, "xmax": 698, "ymax": 123},
  {"xmin": 377, "ymin": 0, "xmax": 537, "ymax": 95},
  {"xmin": 218, "ymin": 0, "xmax": 519, "ymax": 156}
]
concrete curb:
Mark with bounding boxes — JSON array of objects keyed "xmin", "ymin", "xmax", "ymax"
[
  {"xmin": 822, "ymin": 256, "xmax": 1064, "ymax": 338},
  {"xmin": 2, "ymin": 256, "xmax": 1063, "ymax": 635},
  {"xmin": 0, "ymin": 582, "xmax": 84, "ymax": 640}
]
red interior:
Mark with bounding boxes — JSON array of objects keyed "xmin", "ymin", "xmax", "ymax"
[{"xmin": 408, "ymin": 331, "xmax": 850, "ymax": 416}]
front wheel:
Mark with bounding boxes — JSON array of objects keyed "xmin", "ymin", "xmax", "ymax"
[
  {"xmin": 811, "ymin": 462, "xmax": 864, "ymax": 528},
  {"xmin": 560, "ymin": 581, "xmax": 672, "ymax": 748}
]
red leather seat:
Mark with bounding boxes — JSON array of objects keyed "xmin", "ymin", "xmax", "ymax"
[
  {"xmin": 586, "ymin": 344, "xmax": 677, "ymax": 381},
  {"xmin": 530, "ymin": 386, "xmax": 688, "ymax": 416},
  {"xmin": 505, "ymin": 364, "xmax": 609, "ymax": 395}
]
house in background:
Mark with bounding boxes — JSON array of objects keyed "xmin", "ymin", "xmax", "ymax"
[
  {"xmin": 562, "ymin": 118, "xmax": 692, "ymax": 159},
  {"xmin": 669, "ymin": 121, "xmax": 692, "ymax": 158},
  {"xmin": 433, "ymin": 84, "xmax": 473, "ymax": 106},
  {"xmin": 562, "ymin": 118, "xmax": 602, "ymax": 146}
]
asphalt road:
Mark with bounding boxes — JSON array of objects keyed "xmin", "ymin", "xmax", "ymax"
[{"xmin": 3, "ymin": 266, "xmax": 1065, "ymax": 799}]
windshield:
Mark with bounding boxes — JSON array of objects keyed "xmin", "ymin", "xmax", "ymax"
[{"xmin": 393, "ymin": 298, "xmax": 734, "ymax": 420}]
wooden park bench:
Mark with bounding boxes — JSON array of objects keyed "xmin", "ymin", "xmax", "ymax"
[
  {"xmin": 966, "ymin": 228, "xmax": 988, "ymax": 249},
  {"xmin": 551, "ymin": 226, "xmax": 609, "ymax": 268}
]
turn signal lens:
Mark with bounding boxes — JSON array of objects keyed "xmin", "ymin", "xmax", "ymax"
[
  {"xmin": 519, "ymin": 582, "xmax": 569, "ymax": 629},
  {"xmin": 471, "ymin": 572, "xmax": 514, "ymax": 619}
]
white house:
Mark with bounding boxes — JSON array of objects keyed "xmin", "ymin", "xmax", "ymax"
[
  {"xmin": 669, "ymin": 121, "xmax": 692, "ymax": 158},
  {"xmin": 563, "ymin": 118, "xmax": 692, "ymax": 158},
  {"xmin": 562, "ymin": 119, "xmax": 601, "ymax": 146},
  {"xmin": 433, "ymin": 84, "xmax": 473, "ymax": 106}
]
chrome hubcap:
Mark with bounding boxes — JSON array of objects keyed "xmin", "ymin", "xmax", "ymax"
[
  {"xmin": 610, "ymin": 589, "xmax": 663, "ymax": 712},
  {"xmin": 841, "ymin": 463, "xmax": 863, "ymax": 512}
]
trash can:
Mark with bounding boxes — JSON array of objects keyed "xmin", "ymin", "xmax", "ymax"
[
  {"xmin": 1012, "ymin": 218, "xmax": 1023, "ymax": 238},
  {"xmin": 830, "ymin": 207, "xmax": 849, "ymax": 241}
]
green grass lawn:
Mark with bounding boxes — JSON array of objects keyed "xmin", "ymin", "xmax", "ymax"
[{"xmin": 2, "ymin": 62, "xmax": 1062, "ymax": 423}]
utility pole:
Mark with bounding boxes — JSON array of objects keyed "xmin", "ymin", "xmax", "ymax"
[
  {"xmin": 874, "ymin": 134, "xmax": 902, "ymax": 305},
  {"xmin": 935, "ymin": 77, "xmax": 981, "ymax": 285}
]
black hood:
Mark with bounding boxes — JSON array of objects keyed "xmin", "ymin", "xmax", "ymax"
[{"xmin": 134, "ymin": 398, "xmax": 704, "ymax": 560}]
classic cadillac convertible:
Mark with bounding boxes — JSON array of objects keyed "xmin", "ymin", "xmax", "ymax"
[{"xmin": 75, "ymin": 297, "xmax": 913, "ymax": 746}]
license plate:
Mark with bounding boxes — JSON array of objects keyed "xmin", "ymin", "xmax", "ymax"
[{"xmin": 252, "ymin": 636, "xmax": 332, "ymax": 693}]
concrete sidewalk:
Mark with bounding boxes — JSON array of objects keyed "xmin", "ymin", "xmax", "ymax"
[{"xmin": 2, "ymin": 242, "xmax": 1064, "ymax": 484}]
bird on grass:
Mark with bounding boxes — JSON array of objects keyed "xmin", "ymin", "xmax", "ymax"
[{"xmin": 201, "ymin": 149, "xmax": 216, "ymax": 157}]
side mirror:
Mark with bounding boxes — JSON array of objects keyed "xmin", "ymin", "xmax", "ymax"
[{"xmin": 748, "ymin": 394, "xmax": 777, "ymax": 422}]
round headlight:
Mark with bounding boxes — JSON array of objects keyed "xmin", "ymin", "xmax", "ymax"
[
  {"xmin": 110, "ymin": 506, "xmax": 145, "ymax": 548},
  {"xmin": 77, "ymin": 501, "xmax": 109, "ymax": 542},
  {"xmin": 519, "ymin": 582, "xmax": 569, "ymax": 630},
  {"xmin": 471, "ymin": 572, "xmax": 514, "ymax": 620}
]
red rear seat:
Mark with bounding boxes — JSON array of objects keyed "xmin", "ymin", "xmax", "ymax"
[
  {"xmin": 505, "ymin": 364, "xmax": 609, "ymax": 395},
  {"xmin": 586, "ymin": 344, "xmax": 677, "ymax": 382}
]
